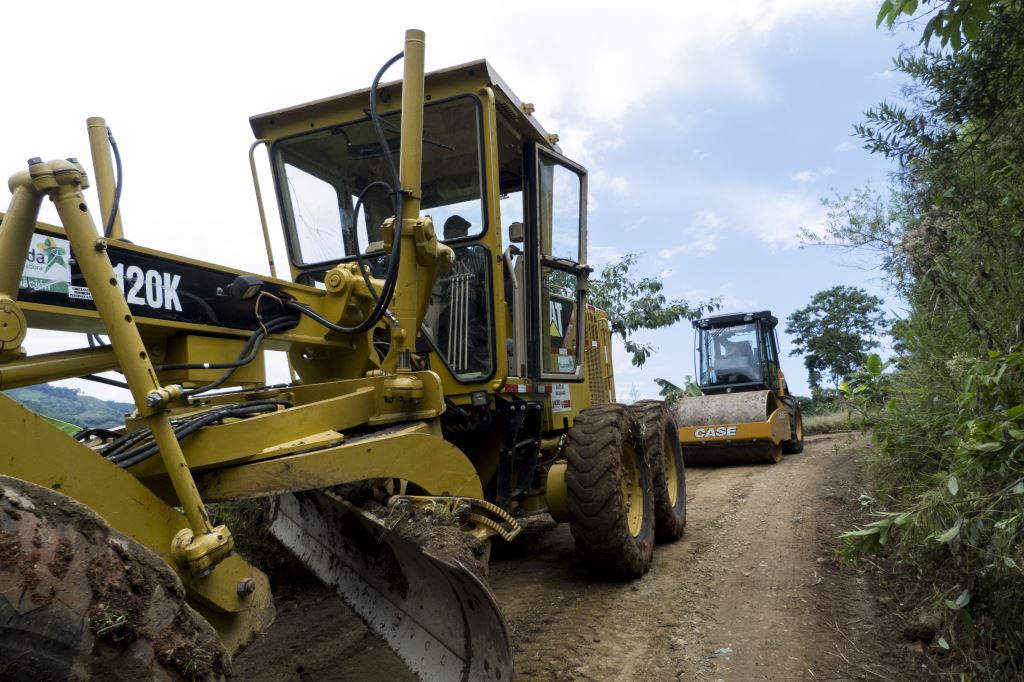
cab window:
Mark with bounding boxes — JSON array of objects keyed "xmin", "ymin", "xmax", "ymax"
[
  {"xmin": 536, "ymin": 149, "xmax": 586, "ymax": 377},
  {"xmin": 274, "ymin": 96, "xmax": 486, "ymax": 268}
]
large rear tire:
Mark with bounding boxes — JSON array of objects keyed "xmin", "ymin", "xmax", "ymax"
[
  {"xmin": 0, "ymin": 475, "xmax": 228, "ymax": 681},
  {"xmin": 631, "ymin": 400, "xmax": 687, "ymax": 542},
  {"xmin": 565, "ymin": 404, "xmax": 655, "ymax": 579},
  {"xmin": 780, "ymin": 395, "xmax": 805, "ymax": 454}
]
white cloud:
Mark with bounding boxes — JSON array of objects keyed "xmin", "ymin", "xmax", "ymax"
[
  {"xmin": 591, "ymin": 169, "xmax": 630, "ymax": 197},
  {"xmin": 588, "ymin": 245, "xmax": 627, "ymax": 268},
  {"xmin": 658, "ymin": 210, "xmax": 724, "ymax": 259},
  {"xmin": 739, "ymin": 191, "xmax": 826, "ymax": 248},
  {"xmin": 790, "ymin": 167, "xmax": 833, "ymax": 183},
  {"xmin": 834, "ymin": 140, "xmax": 857, "ymax": 152}
]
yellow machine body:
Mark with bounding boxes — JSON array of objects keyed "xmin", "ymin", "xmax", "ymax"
[
  {"xmin": 674, "ymin": 310, "xmax": 804, "ymax": 465},
  {"xmin": 0, "ymin": 29, "xmax": 630, "ymax": 680}
]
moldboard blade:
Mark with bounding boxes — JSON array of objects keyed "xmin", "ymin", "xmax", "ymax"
[{"xmin": 270, "ymin": 491, "xmax": 512, "ymax": 682}]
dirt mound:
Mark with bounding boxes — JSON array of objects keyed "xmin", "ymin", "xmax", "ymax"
[
  {"xmin": 0, "ymin": 475, "xmax": 228, "ymax": 681},
  {"xmin": 369, "ymin": 498, "xmax": 490, "ymax": 577}
]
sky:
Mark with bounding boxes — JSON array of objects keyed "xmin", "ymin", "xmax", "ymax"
[{"xmin": 0, "ymin": 1, "xmax": 914, "ymax": 403}]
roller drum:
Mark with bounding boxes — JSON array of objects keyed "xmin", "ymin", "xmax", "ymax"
[
  {"xmin": 674, "ymin": 391, "xmax": 782, "ymax": 465},
  {"xmin": 673, "ymin": 390, "xmax": 777, "ymax": 427}
]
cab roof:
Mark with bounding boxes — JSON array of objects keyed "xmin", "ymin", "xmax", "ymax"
[
  {"xmin": 249, "ymin": 59, "xmax": 560, "ymax": 153},
  {"xmin": 693, "ymin": 310, "xmax": 778, "ymax": 330}
]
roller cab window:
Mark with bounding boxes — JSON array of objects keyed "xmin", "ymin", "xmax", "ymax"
[{"xmin": 699, "ymin": 323, "xmax": 764, "ymax": 387}]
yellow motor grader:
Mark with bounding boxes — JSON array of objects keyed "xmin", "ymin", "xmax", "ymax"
[
  {"xmin": 674, "ymin": 310, "xmax": 804, "ymax": 465},
  {"xmin": 0, "ymin": 30, "xmax": 687, "ymax": 681}
]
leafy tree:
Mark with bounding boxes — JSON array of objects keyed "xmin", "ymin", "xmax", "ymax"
[
  {"xmin": 653, "ymin": 376, "xmax": 701, "ymax": 406},
  {"xmin": 817, "ymin": 1, "xmax": 1024, "ymax": 672},
  {"xmin": 588, "ymin": 253, "xmax": 719, "ymax": 367},
  {"xmin": 784, "ymin": 286, "xmax": 887, "ymax": 391},
  {"xmin": 877, "ymin": 0, "xmax": 997, "ymax": 51}
]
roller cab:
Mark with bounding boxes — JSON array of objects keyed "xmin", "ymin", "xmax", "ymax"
[{"xmin": 674, "ymin": 311, "xmax": 803, "ymax": 465}]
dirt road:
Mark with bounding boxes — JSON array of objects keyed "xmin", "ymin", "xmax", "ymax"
[{"xmin": 235, "ymin": 434, "xmax": 930, "ymax": 681}]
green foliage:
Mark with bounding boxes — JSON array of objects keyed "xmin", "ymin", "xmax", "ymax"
[
  {"xmin": 5, "ymin": 383, "xmax": 133, "ymax": 429},
  {"xmin": 784, "ymin": 286, "xmax": 888, "ymax": 390},
  {"xmin": 839, "ymin": 353, "xmax": 891, "ymax": 425},
  {"xmin": 797, "ymin": 389, "xmax": 844, "ymax": 416},
  {"xmin": 877, "ymin": 0, "xmax": 997, "ymax": 51},
  {"xmin": 588, "ymin": 253, "xmax": 720, "ymax": 367},
  {"xmin": 805, "ymin": 186, "xmax": 912, "ymax": 292},
  {"xmin": 653, "ymin": 376, "xmax": 701, "ymax": 406},
  {"xmin": 803, "ymin": 409, "xmax": 863, "ymax": 435},
  {"xmin": 841, "ymin": 350, "xmax": 1024, "ymax": 670},
  {"xmin": 829, "ymin": 3, "xmax": 1024, "ymax": 673}
]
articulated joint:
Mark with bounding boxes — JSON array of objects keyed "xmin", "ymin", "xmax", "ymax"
[
  {"xmin": 145, "ymin": 384, "xmax": 183, "ymax": 410},
  {"xmin": 383, "ymin": 371, "xmax": 423, "ymax": 403},
  {"xmin": 172, "ymin": 525, "xmax": 235, "ymax": 577},
  {"xmin": 28, "ymin": 157, "xmax": 90, "ymax": 194},
  {"xmin": 0, "ymin": 294, "xmax": 27, "ymax": 359}
]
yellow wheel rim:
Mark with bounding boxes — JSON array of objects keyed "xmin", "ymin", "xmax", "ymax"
[
  {"xmin": 663, "ymin": 430, "xmax": 679, "ymax": 508},
  {"xmin": 621, "ymin": 442, "xmax": 644, "ymax": 537},
  {"xmin": 795, "ymin": 413, "xmax": 804, "ymax": 441}
]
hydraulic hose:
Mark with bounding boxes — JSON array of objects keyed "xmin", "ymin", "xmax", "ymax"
[
  {"xmin": 102, "ymin": 127, "xmax": 123, "ymax": 239},
  {"xmin": 316, "ymin": 50, "xmax": 408, "ymax": 335}
]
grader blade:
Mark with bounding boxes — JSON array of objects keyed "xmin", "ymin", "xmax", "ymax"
[{"xmin": 269, "ymin": 490, "xmax": 512, "ymax": 682}]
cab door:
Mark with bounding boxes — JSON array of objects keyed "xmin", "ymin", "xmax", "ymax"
[
  {"xmin": 524, "ymin": 143, "xmax": 588, "ymax": 381},
  {"xmin": 759, "ymin": 321, "xmax": 781, "ymax": 393}
]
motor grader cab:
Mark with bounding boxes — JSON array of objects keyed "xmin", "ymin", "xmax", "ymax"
[
  {"xmin": 0, "ymin": 30, "xmax": 686, "ymax": 681},
  {"xmin": 673, "ymin": 311, "xmax": 804, "ymax": 465}
]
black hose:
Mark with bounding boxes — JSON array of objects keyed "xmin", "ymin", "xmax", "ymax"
[
  {"xmin": 82, "ymin": 374, "xmax": 129, "ymax": 389},
  {"xmin": 370, "ymin": 52, "xmax": 404, "ymax": 187},
  {"xmin": 74, "ymin": 427, "xmax": 121, "ymax": 442},
  {"xmin": 309, "ymin": 50, "xmax": 407, "ymax": 336},
  {"xmin": 155, "ymin": 314, "xmax": 297, "ymax": 373},
  {"xmin": 106, "ymin": 399, "xmax": 290, "ymax": 468},
  {"xmin": 103, "ymin": 127, "xmax": 123, "ymax": 239},
  {"xmin": 178, "ymin": 316, "xmax": 299, "ymax": 398},
  {"xmin": 350, "ymin": 180, "xmax": 395, "ymax": 304}
]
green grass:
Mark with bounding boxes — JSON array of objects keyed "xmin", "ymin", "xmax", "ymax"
[{"xmin": 803, "ymin": 409, "xmax": 863, "ymax": 436}]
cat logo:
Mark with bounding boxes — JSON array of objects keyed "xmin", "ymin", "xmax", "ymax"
[{"xmin": 693, "ymin": 426, "xmax": 737, "ymax": 438}]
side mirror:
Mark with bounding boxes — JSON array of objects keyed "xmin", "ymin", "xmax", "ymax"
[{"xmin": 508, "ymin": 222, "xmax": 524, "ymax": 244}]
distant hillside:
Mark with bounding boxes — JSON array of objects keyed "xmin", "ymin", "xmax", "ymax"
[{"xmin": 4, "ymin": 383, "xmax": 133, "ymax": 429}]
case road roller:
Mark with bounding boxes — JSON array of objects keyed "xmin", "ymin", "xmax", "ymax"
[
  {"xmin": 674, "ymin": 311, "xmax": 804, "ymax": 465},
  {"xmin": 0, "ymin": 29, "xmax": 687, "ymax": 681}
]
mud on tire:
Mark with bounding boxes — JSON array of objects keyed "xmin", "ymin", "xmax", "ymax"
[
  {"xmin": 779, "ymin": 395, "xmax": 805, "ymax": 454},
  {"xmin": 565, "ymin": 404, "xmax": 654, "ymax": 579},
  {"xmin": 631, "ymin": 400, "xmax": 687, "ymax": 542},
  {"xmin": 0, "ymin": 475, "xmax": 228, "ymax": 681}
]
